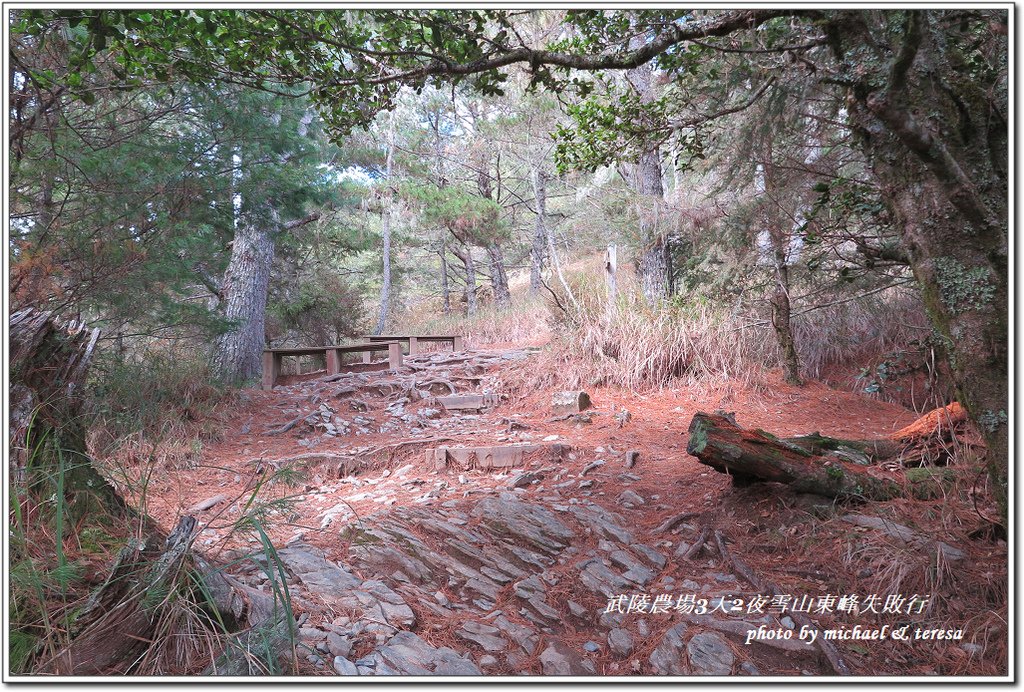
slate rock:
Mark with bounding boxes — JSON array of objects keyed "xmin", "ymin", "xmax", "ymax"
[
  {"xmin": 578, "ymin": 559, "xmax": 631, "ymax": 598},
  {"xmin": 474, "ymin": 493, "xmax": 574, "ymax": 554},
  {"xmin": 567, "ymin": 600, "xmax": 589, "ymax": 620},
  {"xmin": 568, "ymin": 504, "xmax": 633, "ymax": 543},
  {"xmin": 540, "ymin": 641, "xmax": 597, "ymax": 675},
  {"xmin": 375, "ymin": 631, "xmax": 481, "ymax": 675},
  {"xmin": 492, "ymin": 615, "xmax": 539, "ymax": 654},
  {"xmin": 276, "ymin": 545, "xmax": 361, "ymax": 592},
  {"xmin": 617, "ymin": 489, "xmax": 645, "ymax": 506},
  {"xmin": 649, "ymin": 623, "xmax": 688, "ymax": 675},
  {"xmin": 326, "ymin": 632, "xmax": 353, "ymax": 659},
  {"xmin": 610, "ymin": 550, "xmax": 656, "ymax": 586},
  {"xmin": 458, "ymin": 621, "xmax": 509, "ymax": 652},
  {"xmin": 687, "ymin": 632, "xmax": 735, "ymax": 675},
  {"xmin": 333, "ymin": 656, "xmax": 359, "ymax": 675},
  {"xmin": 608, "ymin": 628, "xmax": 634, "ymax": 657},
  {"xmin": 842, "ymin": 513, "xmax": 965, "ymax": 561},
  {"xmin": 631, "ymin": 544, "xmax": 667, "ymax": 569}
]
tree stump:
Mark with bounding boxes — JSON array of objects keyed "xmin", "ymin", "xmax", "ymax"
[
  {"xmin": 9, "ymin": 308, "xmax": 123, "ymax": 517},
  {"xmin": 10, "ymin": 308, "xmax": 293, "ymax": 675}
]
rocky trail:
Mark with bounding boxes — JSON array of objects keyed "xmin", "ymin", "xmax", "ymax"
[{"xmin": 133, "ymin": 346, "xmax": 1000, "ymax": 677}]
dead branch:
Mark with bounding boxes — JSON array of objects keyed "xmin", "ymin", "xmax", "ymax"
[
  {"xmin": 655, "ymin": 511, "xmax": 700, "ymax": 534},
  {"xmin": 713, "ymin": 530, "xmax": 851, "ymax": 676},
  {"xmin": 682, "ymin": 526, "xmax": 712, "ymax": 560}
]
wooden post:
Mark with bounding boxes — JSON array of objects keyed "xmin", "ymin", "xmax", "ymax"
[
  {"xmin": 408, "ymin": 336, "xmax": 419, "ymax": 355},
  {"xmin": 388, "ymin": 342, "xmax": 403, "ymax": 370},
  {"xmin": 326, "ymin": 348, "xmax": 341, "ymax": 375},
  {"xmin": 262, "ymin": 351, "xmax": 280, "ymax": 390},
  {"xmin": 605, "ymin": 244, "xmax": 618, "ymax": 307},
  {"xmin": 362, "ymin": 336, "xmax": 373, "ymax": 364},
  {"xmin": 452, "ymin": 335, "xmax": 464, "ymax": 352}
]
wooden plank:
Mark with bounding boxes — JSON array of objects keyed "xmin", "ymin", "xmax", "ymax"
[
  {"xmin": 326, "ymin": 348, "xmax": 341, "ymax": 375},
  {"xmin": 262, "ymin": 341, "xmax": 403, "ymax": 387},
  {"xmin": 388, "ymin": 342, "xmax": 403, "ymax": 370},
  {"xmin": 363, "ymin": 334, "xmax": 460, "ymax": 344},
  {"xmin": 264, "ymin": 341, "xmax": 403, "ymax": 356},
  {"xmin": 415, "ymin": 335, "xmax": 460, "ymax": 343},
  {"xmin": 263, "ymin": 346, "xmax": 330, "ymax": 356},
  {"xmin": 262, "ymin": 351, "xmax": 281, "ymax": 390}
]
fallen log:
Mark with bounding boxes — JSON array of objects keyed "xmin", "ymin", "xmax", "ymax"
[
  {"xmin": 891, "ymin": 401, "xmax": 968, "ymax": 443},
  {"xmin": 686, "ymin": 412, "xmax": 903, "ymax": 501}
]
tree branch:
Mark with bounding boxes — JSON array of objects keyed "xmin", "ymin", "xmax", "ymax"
[
  {"xmin": 326, "ymin": 10, "xmax": 803, "ymax": 89},
  {"xmin": 667, "ymin": 76, "xmax": 776, "ymax": 131},
  {"xmin": 282, "ymin": 211, "xmax": 321, "ymax": 231},
  {"xmin": 886, "ymin": 11, "xmax": 924, "ymax": 96}
]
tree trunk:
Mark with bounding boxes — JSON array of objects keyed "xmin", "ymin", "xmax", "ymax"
[
  {"xmin": 211, "ymin": 206, "xmax": 277, "ymax": 384},
  {"xmin": 534, "ymin": 169, "xmax": 579, "ymax": 311},
  {"xmin": 759, "ymin": 141, "xmax": 802, "ymax": 386},
  {"xmin": 375, "ymin": 112, "xmax": 396, "ymax": 335},
  {"xmin": 836, "ymin": 11, "xmax": 1008, "ymax": 520},
  {"xmin": 770, "ymin": 261, "xmax": 802, "ymax": 385},
  {"xmin": 10, "ymin": 309, "xmax": 290, "ymax": 675},
  {"xmin": 375, "ymin": 208, "xmax": 393, "ymax": 335},
  {"xmin": 686, "ymin": 412, "xmax": 903, "ymax": 501},
  {"xmin": 486, "ymin": 243, "xmax": 511, "ymax": 308},
  {"xmin": 530, "ymin": 168, "xmax": 548, "ymax": 294},
  {"xmin": 605, "ymin": 244, "xmax": 618, "ymax": 314},
  {"xmin": 439, "ymin": 240, "xmax": 451, "ymax": 316},
  {"xmin": 37, "ymin": 516, "xmax": 197, "ymax": 675},
  {"xmin": 627, "ymin": 65, "xmax": 670, "ymax": 305},
  {"xmin": 450, "ymin": 242, "xmax": 478, "ymax": 316},
  {"xmin": 474, "ymin": 149, "xmax": 510, "ymax": 308},
  {"xmin": 638, "ymin": 231, "xmax": 670, "ymax": 305}
]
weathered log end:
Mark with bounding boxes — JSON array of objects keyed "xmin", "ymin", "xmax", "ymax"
[{"xmin": 686, "ymin": 412, "xmax": 903, "ymax": 501}]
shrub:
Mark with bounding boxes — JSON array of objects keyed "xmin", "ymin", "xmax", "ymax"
[{"xmin": 86, "ymin": 345, "xmax": 228, "ymax": 470}]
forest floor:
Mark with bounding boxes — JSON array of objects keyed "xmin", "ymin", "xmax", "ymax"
[{"xmin": 126, "ymin": 344, "xmax": 1007, "ymax": 678}]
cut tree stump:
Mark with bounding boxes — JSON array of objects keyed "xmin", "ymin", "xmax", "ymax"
[
  {"xmin": 551, "ymin": 390, "xmax": 592, "ymax": 415},
  {"xmin": 37, "ymin": 516, "xmax": 198, "ymax": 675},
  {"xmin": 686, "ymin": 412, "xmax": 903, "ymax": 501},
  {"xmin": 12, "ymin": 308, "xmax": 295, "ymax": 675}
]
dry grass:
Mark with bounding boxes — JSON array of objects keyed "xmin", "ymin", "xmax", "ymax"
[
  {"xmin": 513, "ymin": 265, "xmax": 773, "ymax": 392},
  {"xmin": 393, "ymin": 251, "xmax": 934, "ymax": 400},
  {"xmin": 792, "ymin": 286, "xmax": 933, "ymax": 379},
  {"xmin": 391, "ymin": 296, "xmax": 551, "ymax": 347},
  {"xmin": 522, "ymin": 300, "xmax": 770, "ymax": 393}
]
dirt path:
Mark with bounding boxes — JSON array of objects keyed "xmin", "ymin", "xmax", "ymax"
[{"xmin": 132, "ymin": 346, "xmax": 1004, "ymax": 677}]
